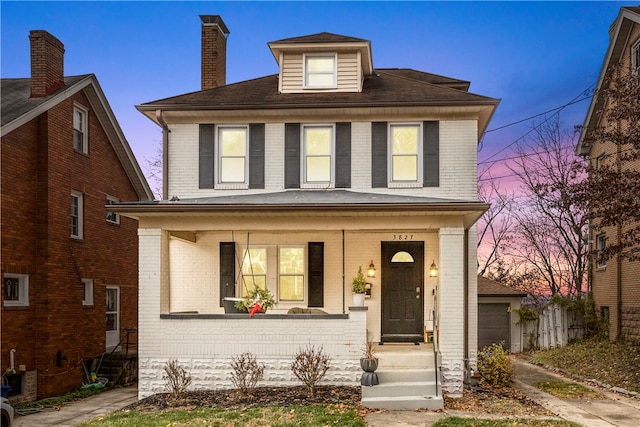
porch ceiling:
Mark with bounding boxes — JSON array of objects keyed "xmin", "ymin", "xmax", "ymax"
[{"xmin": 110, "ymin": 190, "xmax": 489, "ymax": 229}]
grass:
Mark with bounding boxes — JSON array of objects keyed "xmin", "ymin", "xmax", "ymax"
[
  {"xmin": 533, "ymin": 381, "xmax": 603, "ymax": 399},
  {"xmin": 75, "ymin": 405, "xmax": 365, "ymax": 427},
  {"xmin": 530, "ymin": 337, "xmax": 640, "ymax": 393},
  {"xmin": 432, "ymin": 418, "xmax": 580, "ymax": 427},
  {"xmin": 13, "ymin": 386, "xmax": 105, "ymax": 411}
]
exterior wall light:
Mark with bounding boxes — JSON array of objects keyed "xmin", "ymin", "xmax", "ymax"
[
  {"xmin": 429, "ymin": 260, "xmax": 438, "ymax": 277},
  {"xmin": 367, "ymin": 261, "xmax": 376, "ymax": 278}
]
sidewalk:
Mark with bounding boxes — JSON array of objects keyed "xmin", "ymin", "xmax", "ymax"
[{"xmin": 13, "ymin": 385, "xmax": 137, "ymax": 427}]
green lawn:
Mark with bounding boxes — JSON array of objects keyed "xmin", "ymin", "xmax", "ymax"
[{"xmin": 432, "ymin": 417, "xmax": 580, "ymax": 427}]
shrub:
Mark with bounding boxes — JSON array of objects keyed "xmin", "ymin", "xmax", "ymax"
[
  {"xmin": 290, "ymin": 345, "xmax": 331, "ymax": 396},
  {"xmin": 477, "ymin": 343, "xmax": 514, "ymax": 387},
  {"xmin": 230, "ymin": 352, "xmax": 265, "ymax": 394},
  {"xmin": 163, "ymin": 359, "xmax": 192, "ymax": 397}
]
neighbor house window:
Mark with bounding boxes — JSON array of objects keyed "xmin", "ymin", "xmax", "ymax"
[
  {"xmin": 279, "ymin": 247, "xmax": 305, "ymax": 301},
  {"xmin": 241, "ymin": 247, "xmax": 267, "ymax": 297},
  {"xmin": 3, "ymin": 274, "xmax": 29, "ymax": 307},
  {"xmin": 632, "ymin": 39, "xmax": 640, "ymax": 76},
  {"xmin": 82, "ymin": 279, "xmax": 94, "ymax": 305},
  {"xmin": 303, "ymin": 125, "xmax": 334, "ymax": 185},
  {"xmin": 71, "ymin": 191, "xmax": 83, "ymax": 239},
  {"xmin": 106, "ymin": 196, "xmax": 120, "ymax": 224},
  {"xmin": 390, "ymin": 124, "xmax": 421, "ymax": 183},
  {"xmin": 595, "ymin": 153, "xmax": 606, "ymax": 169},
  {"xmin": 304, "ymin": 54, "xmax": 336, "ymax": 88},
  {"xmin": 596, "ymin": 233, "xmax": 607, "ymax": 268},
  {"xmin": 218, "ymin": 126, "xmax": 248, "ymax": 184},
  {"xmin": 73, "ymin": 105, "xmax": 88, "ymax": 153}
]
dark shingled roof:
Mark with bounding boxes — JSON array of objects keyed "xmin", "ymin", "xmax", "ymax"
[
  {"xmin": 138, "ymin": 68, "xmax": 495, "ymax": 109},
  {"xmin": 478, "ymin": 276, "xmax": 527, "ymax": 298},
  {"xmin": 269, "ymin": 32, "xmax": 369, "ymax": 44},
  {"xmin": 1, "ymin": 75, "xmax": 90, "ymax": 127}
]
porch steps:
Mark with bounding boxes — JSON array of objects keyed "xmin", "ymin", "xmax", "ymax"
[{"xmin": 361, "ymin": 344, "xmax": 443, "ymax": 410}]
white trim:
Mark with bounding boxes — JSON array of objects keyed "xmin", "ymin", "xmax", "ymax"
[
  {"xmin": 216, "ymin": 125, "xmax": 249, "ymax": 186},
  {"xmin": 71, "ymin": 190, "xmax": 84, "ymax": 239},
  {"xmin": 301, "ymin": 123, "xmax": 335, "ymax": 187},
  {"xmin": 3, "ymin": 273, "xmax": 29, "ymax": 307},
  {"xmin": 303, "ymin": 53, "xmax": 337, "ymax": 89},
  {"xmin": 278, "ymin": 245, "xmax": 306, "ymax": 304},
  {"xmin": 82, "ymin": 278, "xmax": 94, "ymax": 305},
  {"xmin": 632, "ymin": 37, "xmax": 640, "ymax": 76},
  {"xmin": 73, "ymin": 103, "xmax": 89, "ymax": 154},
  {"xmin": 596, "ymin": 233, "xmax": 607, "ymax": 269},
  {"xmin": 388, "ymin": 122, "xmax": 423, "ymax": 185},
  {"xmin": 106, "ymin": 195, "xmax": 120, "ymax": 224}
]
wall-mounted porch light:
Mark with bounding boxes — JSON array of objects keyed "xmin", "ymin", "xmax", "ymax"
[
  {"xmin": 429, "ymin": 260, "xmax": 438, "ymax": 277},
  {"xmin": 367, "ymin": 260, "xmax": 376, "ymax": 278}
]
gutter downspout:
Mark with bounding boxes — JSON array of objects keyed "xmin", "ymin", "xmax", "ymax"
[
  {"xmin": 342, "ymin": 230, "xmax": 346, "ymax": 314},
  {"xmin": 156, "ymin": 109, "xmax": 170, "ymax": 201},
  {"xmin": 464, "ymin": 229, "xmax": 469, "ymax": 364}
]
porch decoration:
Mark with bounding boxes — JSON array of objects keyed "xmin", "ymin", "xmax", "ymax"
[
  {"xmin": 429, "ymin": 260, "xmax": 438, "ymax": 277},
  {"xmin": 234, "ymin": 285, "xmax": 277, "ymax": 317},
  {"xmin": 360, "ymin": 341, "xmax": 379, "ymax": 386},
  {"xmin": 352, "ymin": 266, "xmax": 367, "ymax": 306}
]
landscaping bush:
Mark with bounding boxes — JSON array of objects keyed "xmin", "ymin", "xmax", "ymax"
[
  {"xmin": 230, "ymin": 352, "xmax": 265, "ymax": 394},
  {"xmin": 477, "ymin": 343, "xmax": 514, "ymax": 387},
  {"xmin": 163, "ymin": 359, "xmax": 192, "ymax": 396},
  {"xmin": 291, "ymin": 345, "xmax": 331, "ymax": 396}
]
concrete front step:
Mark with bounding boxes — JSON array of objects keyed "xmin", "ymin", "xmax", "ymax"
[
  {"xmin": 361, "ymin": 380, "xmax": 438, "ymax": 398},
  {"xmin": 376, "ymin": 348, "xmax": 436, "ymax": 369},
  {"xmin": 375, "ymin": 368, "xmax": 436, "ymax": 383},
  {"xmin": 361, "ymin": 395, "xmax": 444, "ymax": 410}
]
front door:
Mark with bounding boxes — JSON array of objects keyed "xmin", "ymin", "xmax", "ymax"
[
  {"xmin": 106, "ymin": 286, "xmax": 120, "ymax": 350},
  {"xmin": 381, "ymin": 242, "xmax": 424, "ymax": 343}
]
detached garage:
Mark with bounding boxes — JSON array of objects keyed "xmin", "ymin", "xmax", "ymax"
[{"xmin": 477, "ymin": 276, "xmax": 527, "ymax": 353}]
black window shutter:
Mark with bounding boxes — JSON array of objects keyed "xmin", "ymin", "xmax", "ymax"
[
  {"xmin": 219, "ymin": 242, "xmax": 236, "ymax": 306},
  {"xmin": 335, "ymin": 122, "xmax": 351, "ymax": 188},
  {"xmin": 249, "ymin": 123, "xmax": 265, "ymax": 189},
  {"xmin": 284, "ymin": 123, "xmax": 301, "ymax": 188},
  {"xmin": 199, "ymin": 124, "xmax": 215, "ymax": 189},
  {"xmin": 371, "ymin": 122, "xmax": 388, "ymax": 188},
  {"xmin": 308, "ymin": 242, "xmax": 324, "ymax": 307},
  {"xmin": 423, "ymin": 121, "xmax": 440, "ymax": 187}
]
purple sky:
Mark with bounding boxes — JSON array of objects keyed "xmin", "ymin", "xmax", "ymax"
[{"xmin": 1, "ymin": 1, "xmax": 626, "ymax": 188}]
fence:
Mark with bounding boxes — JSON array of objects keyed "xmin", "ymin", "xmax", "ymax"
[{"xmin": 521, "ymin": 304, "xmax": 584, "ymax": 351}]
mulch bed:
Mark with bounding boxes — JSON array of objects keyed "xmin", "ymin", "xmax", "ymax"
[{"xmin": 124, "ymin": 384, "xmax": 553, "ymax": 417}]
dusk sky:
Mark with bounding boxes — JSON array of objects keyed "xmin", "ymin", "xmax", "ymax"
[{"xmin": 1, "ymin": 1, "xmax": 628, "ymax": 189}]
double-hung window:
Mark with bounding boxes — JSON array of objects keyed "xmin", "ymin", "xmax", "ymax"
[
  {"xmin": 390, "ymin": 124, "xmax": 421, "ymax": 184},
  {"xmin": 106, "ymin": 196, "xmax": 120, "ymax": 224},
  {"xmin": 303, "ymin": 125, "xmax": 334, "ymax": 186},
  {"xmin": 73, "ymin": 105, "xmax": 88, "ymax": 153},
  {"xmin": 241, "ymin": 247, "xmax": 268, "ymax": 296},
  {"xmin": 218, "ymin": 126, "xmax": 248, "ymax": 185},
  {"xmin": 304, "ymin": 54, "xmax": 337, "ymax": 88},
  {"xmin": 71, "ymin": 191, "xmax": 83, "ymax": 239},
  {"xmin": 632, "ymin": 39, "xmax": 640, "ymax": 76},
  {"xmin": 82, "ymin": 279, "xmax": 94, "ymax": 305},
  {"xmin": 596, "ymin": 233, "xmax": 607, "ymax": 268},
  {"xmin": 279, "ymin": 247, "xmax": 305, "ymax": 302},
  {"xmin": 3, "ymin": 274, "xmax": 29, "ymax": 307}
]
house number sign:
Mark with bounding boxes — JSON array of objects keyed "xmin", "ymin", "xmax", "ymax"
[{"xmin": 393, "ymin": 234, "xmax": 414, "ymax": 240}]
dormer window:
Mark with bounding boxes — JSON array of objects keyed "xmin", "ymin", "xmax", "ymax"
[{"xmin": 304, "ymin": 54, "xmax": 337, "ymax": 88}]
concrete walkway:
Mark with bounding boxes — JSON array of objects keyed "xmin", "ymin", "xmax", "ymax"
[
  {"xmin": 13, "ymin": 385, "xmax": 137, "ymax": 427},
  {"xmin": 11, "ymin": 359, "xmax": 640, "ymax": 426}
]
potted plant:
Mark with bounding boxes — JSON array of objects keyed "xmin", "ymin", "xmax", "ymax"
[
  {"xmin": 352, "ymin": 266, "xmax": 367, "ymax": 306},
  {"xmin": 360, "ymin": 340, "xmax": 379, "ymax": 386},
  {"xmin": 234, "ymin": 285, "xmax": 277, "ymax": 315}
]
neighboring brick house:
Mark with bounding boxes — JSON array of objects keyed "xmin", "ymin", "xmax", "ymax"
[
  {"xmin": 576, "ymin": 6, "xmax": 640, "ymax": 342},
  {"xmin": 113, "ymin": 16, "xmax": 498, "ymax": 408},
  {"xmin": 1, "ymin": 30, "xmax": 153, "ymax": 401}
]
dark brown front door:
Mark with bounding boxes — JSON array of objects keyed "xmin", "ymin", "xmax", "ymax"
[{"xmin": 381, "ymin": 241, "xmax": 424, "ymax": 343}]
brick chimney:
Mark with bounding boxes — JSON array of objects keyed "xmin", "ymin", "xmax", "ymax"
[
  {"xmin": 200, "ymin": 15, "xmax": 230, "ymax": 90},
  {"xmin": 29, "ymin": 30, "xmax": 65, "ymax": 98}
]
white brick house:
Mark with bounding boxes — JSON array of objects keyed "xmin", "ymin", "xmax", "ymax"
[{"xmin": 113, "ymin": 15, "xmax": 499, "ymax": 406}]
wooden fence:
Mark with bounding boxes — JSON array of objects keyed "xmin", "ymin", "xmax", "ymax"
[{"xmin": 521, "ymin": 304, "xmax": 584, "ymax": 351}]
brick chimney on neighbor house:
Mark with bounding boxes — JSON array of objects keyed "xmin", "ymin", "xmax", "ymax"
[
  {"xmin": 200, "ymin": 15, "xmax": 230, "ymax": 90},
  {"xmin": 29, "ymin": 30, "xmax": 65, "ymax": 98}
]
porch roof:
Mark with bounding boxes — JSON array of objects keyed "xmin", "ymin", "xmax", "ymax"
[{"xmin": 110, "ymin": 189, "xmax": 489, "ymax": 228}]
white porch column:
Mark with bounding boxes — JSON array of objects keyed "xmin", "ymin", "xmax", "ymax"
[
  {"xmin": 138, "ymin": 228, "xmax": 168, "ymax": 399},
  {"xmin": 438, "ymin": 227, "xmax": 465, "ymax": 397}
]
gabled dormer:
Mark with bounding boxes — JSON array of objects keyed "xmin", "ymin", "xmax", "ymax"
[{"xmin": 268, "ymin": 32, "xmax": 374, "ymax": 93}]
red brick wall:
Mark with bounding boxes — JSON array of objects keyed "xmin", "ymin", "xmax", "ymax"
[{"xmin": 1, "ymin": 90, "xmax": 140, "ymax": 399}]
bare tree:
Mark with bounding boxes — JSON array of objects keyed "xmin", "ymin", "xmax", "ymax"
[
  {"xmin": 582, "ymin": 68, "xmax": 640, "ymax": 261},
  {"xmin": 506, "ymin": 117, "xmax": 589, "ymax": 297},
  {"xmin": 143, "ymin": 140, "xmax": 163, "ymax": 200}
]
